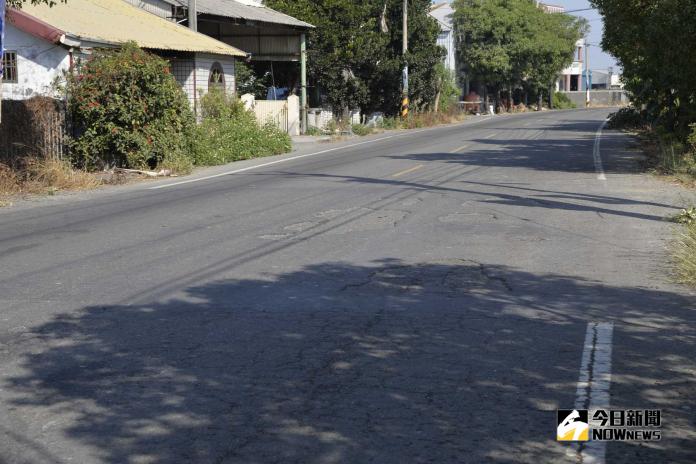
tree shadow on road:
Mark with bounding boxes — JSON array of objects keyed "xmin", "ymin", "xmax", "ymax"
[{"xmin": 4, "ymin": 260, "xmax": 696, "ymax": 463}]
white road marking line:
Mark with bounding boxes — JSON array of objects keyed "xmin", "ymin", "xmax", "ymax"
[
  {"xmin": 574, "ymin": 322, "xmax": 614, "ymax": 464},
  {"xmin": 593, "ymin": 119, "xmax": 609, "ymax": 181},
  {"xmin": 449, "ymin": 144, "xmax": 469, "ymax": 153},
  {"xmin": 483, "ymin": 133, "xmax": 496, "ymax": 139},
  {"xmin": 151, "ymin": 135, "xmax": 400, "ymax": 189},
  {"xmin": 151, "ymin": 115, "xmax": 499, "ymax": 190},
  {"xmin": 391, "ymin": 164, "xmax": 424, "ymax": 178}
]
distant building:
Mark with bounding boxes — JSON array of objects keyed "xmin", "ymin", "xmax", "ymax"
[
  {"xmin": 556, "ymin": 39, "xmax": 587, "ymax": 92},
  {"xmin": 429, "ymin": 2, "xmax": 456, "ymax": 74},
  {"xmin": 537, "ymin": 3, "xmax": 591, "ymax": 93},
  {"xmin": 538, "ymin": 2, "xmax": 565, "ymax": 14},
  {"xmin": 1, "ymin": 0, "xmax": 245, "ymax": 109},
  {"xmin": 590, "ymin": 68, "xmax": 623, "ymax": 90}
]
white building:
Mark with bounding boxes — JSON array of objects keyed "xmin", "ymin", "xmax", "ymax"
[
  {"xmin": 429, "ymin": 2, "xmax": 456, "ymax": 74},
  {"xmin": 1, "ymin": 0, "xmax": 245, "ymax": 110},
  {"xmin": 556, "ymin": 38, "xmax": 587, "ymax": 92},
  {"xmin": 538, "ymin": 2, "xmax": 565, "ymax": 14},
  {"xmin": 590, "ymin": 68, "xmax": 623, "ymax": 90}
]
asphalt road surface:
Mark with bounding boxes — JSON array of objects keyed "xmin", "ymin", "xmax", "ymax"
[{"xmin": 1, "ymin": 109, "xmax": 695, "ymax": 464}]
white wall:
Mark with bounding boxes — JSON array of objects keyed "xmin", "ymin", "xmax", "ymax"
[
  {"xmin": 194, "ymin": 53, "xmax": 236, "ymax": 98},
  {"xmin": 1, "ymin": 23, "xmax": 237, "ymax": 113},
  {"xmin": 436, "ymin": 30, "xmax": 456, "ymax": 74},
  {"xmin": 1, "ymin": 24, "xmax": 70, "ymax": 100},
  {"xmin": 170, "ymin": 53, "xmax": 236, "ymax": 113}
]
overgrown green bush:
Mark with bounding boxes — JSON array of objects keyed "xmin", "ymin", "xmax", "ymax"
[
  {"xmin": 436, "ymin": 64, "xmax": 460, "ymax": 112},
  {"xmin": 607, "ymin": 107, "xmax": 644, "ymax": 130},
  {"xmin": 688, "ymin": 123, "xmax": 696, "ymax": 152},
  {"xmin": 305, "ymin": 126, "xmax": 322, "ymax": 136},
  {"xmin": 192, "ymin": 89, "xmax": 291, "ymax": 165},
  {"xmin": 552, "ymin": 92, "xmax": 576, "ymax": 110},
  {"xmin": 379, "ymin": 117, "xmax": 399, "ymax": 130},
  {"xmin": 67, "ymin": 42, "xmax": 195, "ymax": 172},
  {"xmin": 351, "ymin": 124, "xmax": 372, "ymax": 136}
]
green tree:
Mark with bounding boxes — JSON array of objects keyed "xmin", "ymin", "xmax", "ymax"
[
  {"xmin": 66, "ymin": 43, "xmax": 195, "ymax": 170},
  {"xmin": 264, "ymin": 0, "xmax": 443, "ymax": 116},
  {"xmin": 452, "ymin": 0, "xmax": 585, "ymax": 109},
  {"xmin": 591, "ymin": 0, "xmax": 696, "ymax": 136}
]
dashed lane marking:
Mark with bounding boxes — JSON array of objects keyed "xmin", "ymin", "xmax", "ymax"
[{"xmin": 391, "ymin": 164, "xmax": 424, "ymax": 178}]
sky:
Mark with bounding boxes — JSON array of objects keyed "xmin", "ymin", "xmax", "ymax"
[{"xmin": 439, "ymin": 0, "xmax": 619, "ymax": 72}]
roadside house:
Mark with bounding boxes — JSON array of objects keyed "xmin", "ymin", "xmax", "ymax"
[
  {"xmin": 556, "ymin": 38, "xmax": 587, "ymax": 92},
  {"xmin": 429, "ymin": 2, "xmax": 455, "ymax": 76},
  {"xmin": 0, "ymin": 0, "xmax": 246, "ymax": 112},
  {"xmin": 124, "ymin": 0, "xmax": 313, "ymax": 131}
]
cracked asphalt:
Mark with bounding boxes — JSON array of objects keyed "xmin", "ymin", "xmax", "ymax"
[{"xmin": 1, "ymin": 109, "xmax": 695, "ymax": 463}]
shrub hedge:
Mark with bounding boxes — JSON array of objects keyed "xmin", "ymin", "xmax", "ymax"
[
  {"xmin": 192, "ymin": 89, "xmax": 291, "ymax": 166},
  {"xmin": 66, "ymin": 43, "xmax": 291, "ymax": 173},
  {"xmin": 67, "ymin": 42, "xmax": 195, "ymax": 171}
]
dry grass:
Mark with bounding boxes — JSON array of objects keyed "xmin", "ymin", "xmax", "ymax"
[
  {"xmin": 401, "ymin": 110, "xmax": 468, "ymax": 130},
  {"xmin": 674, "ymin": 222, "xmax": 696, "ymax": 287},
  {"xmin": 0, "ymin": 158, "xmax": 101, "ymax": 205}
]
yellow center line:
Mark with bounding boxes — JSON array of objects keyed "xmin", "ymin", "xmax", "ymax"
[
  {"xmin": 391, "ymin": 164, "xmax": 424, "ymax": 178},
  {"xmin": 449, "ymin": 144, "xmax": 470, "ymax": 153}
]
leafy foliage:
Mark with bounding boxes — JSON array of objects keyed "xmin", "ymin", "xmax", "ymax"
[
  {"xmin": 435, "ymin": 64, "xmax": 460, "ymax": 112},
  {"xmin": 552, "ymin": 92, "xmax": 576, "ymax": 109},
  {"xmin": 192, "ymin": 89, "xmax": 291, "ymax": 166},
  {"xmin": 66, "ymin": 43, "xmax": 195, "ymax": 171},
  {"xmin": 607, "ymin": 107, "xmax": 644, "ymax": 130},
  {"xmin": 264, "ymin": 0, "xmax": 443, "ymax": 115},
  {"xmin": 351, "ymin": 124, "xmax": 372, "ymax": 136},
  {"xmin": 6, "ymin": 0, "xmax": 64, "ymax": 8},
  {"xmin": 594, "ymin": 0, "xmax": 696, "ymax": 186},
  {"xmin": 672, "ymin": 207, "xmax": 696, "ymax": 226},
  {"xmin": 591, "ymin": 0, "xmax": 696, "ymax": 138},
  {"xmin": 452, "ymin": 0, "xmax": 586, "ymax": 104},
  {"xmin": 235, "ymin": 61, "xmax": 273, "ymax": 99}
]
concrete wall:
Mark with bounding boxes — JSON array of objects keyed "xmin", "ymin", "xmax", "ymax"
[
  {"xmin": 194, "ymin": 54, "xmax": 236, "ymax": 98},
  {"xmin": 240, "ymin": 93, "xmax": 301, "ymax": 136},
  {"xmin": 560, "ymin": 90, "xmax": 630, "ymax": 107},
  {"xmin": 1, "ymin": 24, "xmax": 70, "ymax": 100},
  {"xmin": 307, "ymin": 108, "xmax": 361, "ymax": 129}
]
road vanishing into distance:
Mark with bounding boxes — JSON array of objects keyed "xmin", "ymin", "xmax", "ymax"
[{"xmin": 1, "ymin": 109, "xmax": 695, "ymax": 463}]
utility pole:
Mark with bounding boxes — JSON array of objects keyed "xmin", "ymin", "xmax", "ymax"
[
  {"xmin": 401, "ymin": 0, "xmax": 409, "ymax": 119},
  {"xmin": 300, "ymin": 33, "xmax": 307, "ymax": 134},
  {"xmin": 188, "ymin": 0, "xmax": 197, "ymax": 32},
  {"xmin": 584, "ymin": 41, "xmax": 590, "ymax": 107}
]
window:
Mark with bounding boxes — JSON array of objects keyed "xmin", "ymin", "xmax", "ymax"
[
  {"xmin": 208, "ymin": 62, "xmax": 225, "ymax": 92},
  {"xmin": 1, "ymin": 51, "xmax": 18, "ymax": 83}
]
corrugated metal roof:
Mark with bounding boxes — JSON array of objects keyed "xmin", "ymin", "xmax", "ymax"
[
  {"xmin": 21, "ymin": 0, "xmax": 246, "ymax": 56},
  {"xmin": 166, "ymin": 0, "xmax": 314, "ymax": 29}
]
